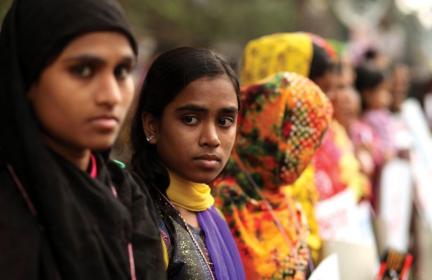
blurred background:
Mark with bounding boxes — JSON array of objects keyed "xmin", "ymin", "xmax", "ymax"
[
  {"xmin": 2, "ymin": 0, "xmax": 431, "ymax": 80},
  {"xmin": 0, "ymin": 1, "xmax": 428, "ymax": 67}
]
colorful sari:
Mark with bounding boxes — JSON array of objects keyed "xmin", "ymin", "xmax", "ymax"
[
  {"xmin": 214, "ymin": 72, "xmax": 332, "ymax": 279},
  {"xmin": 239, "ymin": 33, "xmax": 370, "ymax": 261}
]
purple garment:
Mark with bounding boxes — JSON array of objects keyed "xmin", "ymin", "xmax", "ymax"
[{"xmin": 197, "ymin": 206, "xmax": 245, "ymax": 280}]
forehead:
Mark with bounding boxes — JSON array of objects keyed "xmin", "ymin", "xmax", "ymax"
[
  {"xmin": 169, "ymin": 76, "xmax": 238, "ymax": 109},
  {"xmin": 57, "ymin": 31, "xmax": 134, "ymax": 58}
]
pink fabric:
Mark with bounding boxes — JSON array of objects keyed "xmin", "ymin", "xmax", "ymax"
[
  {"xmin": 362, "ymin": 109, "xmax": 396, "ymax": 157},
  {"xmin": 89, "ymin": 154, "xmax": 97, "ymax": 179},
  {"xmin": 350, "ymin": 120, "xmax": 384, "ymax": 166}
]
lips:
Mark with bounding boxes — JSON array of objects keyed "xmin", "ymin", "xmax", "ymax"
[
  {"xmin": 193, "ymin": 154, "xmax": 222, "ymax": 170},
  {"xmin": 88, "ymin": 115, "xmax": 119, "ymax": 131}
]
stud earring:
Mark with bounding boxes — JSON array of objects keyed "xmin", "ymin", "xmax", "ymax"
[{"xmin": 146, "ymin": 135, "xmax": 154, "ymax": 142}]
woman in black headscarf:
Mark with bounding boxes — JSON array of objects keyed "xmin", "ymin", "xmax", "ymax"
[{"xmin": 0, "ymin": 0, "xmax": 165, "ymax": 279}]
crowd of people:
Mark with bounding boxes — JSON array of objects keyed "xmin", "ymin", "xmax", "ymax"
[{"xmin": 1, "ymin": 0, "xmax": 431, "ymax": 279}]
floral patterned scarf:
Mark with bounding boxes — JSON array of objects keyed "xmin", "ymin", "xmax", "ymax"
[{"xmin": 213, "ymin": 72, "xmax": 332, "ymax": 279}]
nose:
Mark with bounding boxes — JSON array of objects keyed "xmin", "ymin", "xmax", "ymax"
[
  {"xmin": 95, "ymin": 73, "xmax": 122, "ymax": 107},
  {"xmin": 199, "ymin": 122, "xmax": 221, "ymax": 148}
]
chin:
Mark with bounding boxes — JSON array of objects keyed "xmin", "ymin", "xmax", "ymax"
[
  {"xmin": 87, "ymin": 138, "xmax": 116, "ymax": 151},
  {"xmin": 188, "ymin": 172, "xmax": 220, "ymax": 184}
]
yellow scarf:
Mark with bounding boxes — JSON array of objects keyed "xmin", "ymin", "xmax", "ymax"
[
  {"xmin": 166, "ymin": 171, "xmax": 214, "ymax": 212},
  {"xmin": 241, "ymin": 32, "xmax": 313, "ymax": 86}
]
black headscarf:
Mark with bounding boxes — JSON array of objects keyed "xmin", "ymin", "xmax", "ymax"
[{"xmin": 0, "ymin": 0, "xmax": 164, "ymax": 279}]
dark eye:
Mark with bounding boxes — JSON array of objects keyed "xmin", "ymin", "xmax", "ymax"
[
  {"xmin": 182, "ymin": 115, "xmax": 199, "ymax": 125},
  {"xmin": 70, "ymin": 64, "xmax": 93, "ymax": 78},
  {"xmin": 114, "ymin": 64, "xmax": 132, "ymax": 80},
  {"xmin": 218, "ymin": 116, "xmax": 234, "ymax": 128}
]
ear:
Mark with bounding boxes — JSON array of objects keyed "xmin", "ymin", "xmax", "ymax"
[{"xmin": 142, "ymin": 112, "xmax": 159, "ymax": 144}]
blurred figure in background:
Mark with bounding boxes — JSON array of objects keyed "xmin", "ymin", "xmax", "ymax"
[
  {"xmin": 332, "ymin": 60, "xmax": 376, "ymax": 179},
  {"xmin": 355, "ymin": 65, "xmax": 395, "ymax": 164},
  {"xmin": 389, "ymin": 63, "xmax": 410, "ymax": 114}
]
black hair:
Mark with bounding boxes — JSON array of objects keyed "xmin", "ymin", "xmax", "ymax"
[
  {"xmin": 130, "ymin": 46, "xmax": 240, "ymax": 193},
  {"xmin": 355, "ymin": 65, "xmax": 386, "ymax": 111},
  {"xmin": 309, "ymin": 43, "xmax": 334, "ymax": 82},
  {"xmin": 354, "ymin": 65, "xmax": 385, "ymax": 93},
  {"xmin": 364, "ymin": 48, "xmax": 378, "ymax": 62}
]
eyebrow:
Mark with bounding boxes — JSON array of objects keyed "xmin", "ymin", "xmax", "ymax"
[
  {"xmin": 63, "ymin": 54, "xmax": 136, "ymax": 65},
  {"xmin": 175, "ymin": 104, "xmax": 238, "ymax": 113}
]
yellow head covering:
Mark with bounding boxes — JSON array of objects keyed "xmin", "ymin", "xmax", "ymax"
[{"xmin": 241, "ymin": 33, "xmax": 313, "ymax": 86}]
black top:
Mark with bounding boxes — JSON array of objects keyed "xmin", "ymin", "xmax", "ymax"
[{"xmin": 0, "ymin": 153, "xmax": 166, "ymax": 280}]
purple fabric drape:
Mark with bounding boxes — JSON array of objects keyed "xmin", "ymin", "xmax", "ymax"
[{"xmin": 197, "ymin": 206, "xmax": 245, "ymax": 280}]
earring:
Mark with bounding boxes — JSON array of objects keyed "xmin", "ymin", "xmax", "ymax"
[{"xmin": 146, "ymin": 135, "xmax": 154, "ymax": 142}]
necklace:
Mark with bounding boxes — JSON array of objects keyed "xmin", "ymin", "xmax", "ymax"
[{"xmin": 158, "ymin": 190, "xmax": 216, "ymax": 280}]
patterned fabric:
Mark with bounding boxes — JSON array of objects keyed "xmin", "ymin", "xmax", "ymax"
[
  {"xmin": 239, "ymin": 33, "xmax": 337, "ymax": 262},
  {"xmin": 159, "ymin": 212, "xmax": 215, "ymax": 280},
  {"xmin": 235, "ymin": 73, "xmax": 332, "ymax": 188},
  {"xmin": 349, "ymin": 120, "xmax": 384, "ymax": 169},
  {"xmin": 241, "ymin": 33, "xmax": 313, "ymax": 86},
  {"xmin": 282, "ymin": 165, "xmax": 321, "ymax": 261},
  {"xmin": 213, "ymin": 72, "xmax": 332, "ymax": 279},
  {"xmin": 362, "ymin": 109, "xmax": 396, "ymax": 158}
]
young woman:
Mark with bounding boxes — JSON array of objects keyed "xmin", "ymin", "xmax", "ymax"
[
  {"xmin": 0, "ymin": 0, "xmax": 164, "ymax": 279},
  {"xmin": 130, "ymin": 47, "xmax": 245, "ymax": 280}
]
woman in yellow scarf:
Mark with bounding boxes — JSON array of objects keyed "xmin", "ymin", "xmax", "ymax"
[{"xmin": 130, "ymin": 47, "xmax": 245, "ymax": 280}]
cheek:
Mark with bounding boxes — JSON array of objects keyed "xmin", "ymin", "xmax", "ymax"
[
  {"xmin": 120, "ymin": 80, "xmax": 135, "ymax": 109},
  {"xmin": 221, "ymin": 128, "xmax": 237, "ymax": 153},
  {"xmin": 30, "ymin": 85, "xmax": 69, "ymax": 124},
  {"xmin": 158, "ymin": 122, "xmax": 190, "ymax": 156}
]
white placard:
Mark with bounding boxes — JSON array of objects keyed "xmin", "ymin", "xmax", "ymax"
[
  {"xmin": 315, "ymin": 189, "xmax": 375, "ymax": 245},
  {"xmin": 308, "ymin": 254, "xmax": 340, "ymax": 280},
  {"xmin": 401, "ymin": 99, "xmax": 432, "ymax": 227},
  {"xmin": 379, "ymin": 159, "xmax": 413, "ymax": 252}
]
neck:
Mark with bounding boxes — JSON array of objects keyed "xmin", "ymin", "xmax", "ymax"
[{"xmin": 43, "ymin": 135, "xmax": 91, "ymax": 171}]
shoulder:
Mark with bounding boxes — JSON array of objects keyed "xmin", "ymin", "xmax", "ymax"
[
  {"xmin": 105, "ymin": 160, "xmax": 150, "ymax": 204},
  {"xmin": 106, "ymin": 160, "xmax": 159, "ymax": 225}
]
